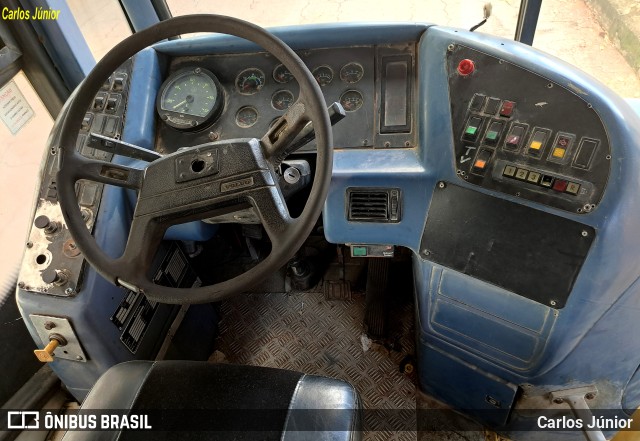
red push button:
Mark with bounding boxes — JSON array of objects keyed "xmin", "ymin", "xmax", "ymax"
[
  {"xmin": 500, "ymin": 101, "xmax": 515, "ymax": 117},
  {"xmin": 457, "ymin": 59, "xmax": 475, "ymax": 76},
  {"xmin": 553, "ymin": 179, "xmax": 568, "ymax": 192}
]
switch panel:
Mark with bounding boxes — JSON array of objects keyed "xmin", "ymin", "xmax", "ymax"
[{"xmin": 447, "ymin": 46, "xmax": 610, "ymax": 213}]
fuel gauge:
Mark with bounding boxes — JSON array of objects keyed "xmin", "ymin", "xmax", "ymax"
[{"xmin": 340, "ymin": 90, "xmax": 364, "ymax": 112}]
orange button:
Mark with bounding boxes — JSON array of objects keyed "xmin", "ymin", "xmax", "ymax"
[{"xmin": 474, "ymin": 159, "xmax": 487, "ymax": 169}]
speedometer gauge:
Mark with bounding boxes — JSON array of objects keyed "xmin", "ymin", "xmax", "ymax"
[{"xmin": 157, "ymin": 67, "xmax": 223, "ymax": 131}]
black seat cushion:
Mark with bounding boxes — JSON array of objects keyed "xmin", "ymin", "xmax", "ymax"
[{"xmin": 63, "ymin": 360, "xmax": 361, "ymax": 441}]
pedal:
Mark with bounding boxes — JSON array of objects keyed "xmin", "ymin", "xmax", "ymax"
[
  {"xmin": 364, "ymin": 258, "xmax": 389, "ymax": 338},
  {"xmin": 324, "ymin": 280, "xmax": 352, "ymax": 300}
]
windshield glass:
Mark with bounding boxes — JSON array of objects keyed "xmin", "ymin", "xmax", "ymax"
[{"xmin": 65, "ymin": 0, "xmax": 640, "ymax": 98}]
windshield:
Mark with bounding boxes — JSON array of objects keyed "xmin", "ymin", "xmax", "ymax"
[{"xmin": 67, "ymin": 0, "xmax": 640, "ymax": 98}]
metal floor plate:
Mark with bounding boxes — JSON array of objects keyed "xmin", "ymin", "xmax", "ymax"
[{"xmin": 215, "ymin": 286, "xmax": 418, "ymax": 441}]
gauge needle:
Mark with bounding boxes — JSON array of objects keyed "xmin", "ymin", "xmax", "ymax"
[{"xmin": 173, "ymin": 100, "xmax": 187, "ymax": 109}]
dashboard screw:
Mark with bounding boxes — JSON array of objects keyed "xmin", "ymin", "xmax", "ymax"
[
  {"xmin": 585, "ymin": 393, "xmax": 595, "ymax": 400},
  {"xmin": 550, "ymin": 300, "xmax": 557, "ymax": 306},
  {"xmin": 76, "ymin": 355, "xmax": 83, "ymax": 361},
  {"xmin": 581, "ymin": 230, "xmax": 588, "ymax": 237},
  {"xmin": 209, "ymin": 132, "xmax": 219, "ymax": 141},
  {"xmin": 26, "ymin": 241, "xmax": 33, "ymax": 248},
  {"xmin": 447, "ymin": 44, "xmax": 455, "ymax": 52},
  {"xmin": 384, "ymin": 142, "xmax": 391, "ymax": 147},
  {"xmin": 44, "ymin": 321, "xmax": 56, "ymax": 330},
  {"xmin": 422, "ymin": 250, "xmax": 430, "ymax": 256},
  {"xmin": 404, "ymin": 141, "xmax": 411, "ymax": 147},
  {"xmin": 65, "ymin": 287, "xmax": 76, "ymax": 296},
  {"xmin": 18, "ymin": 282, "xmax": 25, "ymax": 289},
  {"xmin": 553, "ymin": 398, "xmax": 564, "ymax": 404},
  {"xmin": 438, "ymin": 182, "xmax": 446, "ymax": 189}
]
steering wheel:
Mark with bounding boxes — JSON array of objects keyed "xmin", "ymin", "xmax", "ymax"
[{"xmin": 56, "ymin": 15, "xmax": 333, "ymax": 304}]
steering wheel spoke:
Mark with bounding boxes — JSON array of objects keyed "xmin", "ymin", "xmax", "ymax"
[
  {"xmin": 66, "ymin": 153, "xmax": 144, "ymax": 190},
  {"xmin": 249, "ymin": 187, "xmax": 294, "ymax": 245},
  {"xmin": 119, "ymin": 214, "xmax": 165, "ymax": 280}
]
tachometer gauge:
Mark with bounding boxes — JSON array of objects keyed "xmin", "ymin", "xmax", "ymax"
[
  {"xmin": 157, "ymin": 67, "xmax": 223, "ymax": 131},
  {"xmin": 271, "ymin": 90, "xmax": 295, "ymax": 111},
  {"xmin": 235, "ymin": 106, "xmax": 259, "ymax": 128},
  {"xmin": 340, "ymin": 62, "xmax": 364, "ymax": 84},
  {"xmin": 340, "ymin": 90, "xmax": 364, "ymax": 112},
  {"xmin": 312, "ymin": 65, "xmax": 333, "ymax": 87},
  {"xmin": 273, "ymin": 64, "xmax": 294, "ymax": 84},
  {"xmin": 235, "ymin": 68, "xmax": 266, "ymax": 95}
]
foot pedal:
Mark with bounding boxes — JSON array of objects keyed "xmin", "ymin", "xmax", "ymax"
[
  {"xmin": 364, "ymin": 258, "xmax": 389, "ymax": 338},
  {"xmin": 324, "ymin": 280, "xmax": 352, "ymax": 300}
]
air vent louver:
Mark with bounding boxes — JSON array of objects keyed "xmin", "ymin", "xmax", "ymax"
[{"xmin": 347, "ymin": 188, "xmax": 401, "ymax": 222}]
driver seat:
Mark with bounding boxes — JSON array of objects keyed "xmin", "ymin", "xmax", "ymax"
[{"xmin": 62, "ymin": 360, "xmax": 361, "ymax": 441}]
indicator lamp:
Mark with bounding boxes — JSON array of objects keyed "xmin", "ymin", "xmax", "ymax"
[{"xmin": 457, "ymin": 59, "xmax": 475, "ymax": 76}]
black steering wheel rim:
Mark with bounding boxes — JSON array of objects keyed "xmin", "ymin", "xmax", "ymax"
[{"xmin": 57, "ymin": 15, "xmax": 333, "ymax": 304}]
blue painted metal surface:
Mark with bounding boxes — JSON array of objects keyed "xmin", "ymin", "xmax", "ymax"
[
  {"xmin": 119, "ymin": 0, "xmax": 161, "ymax": 32},
  {"xmin": 23, "ymin": 0, "xmax": 95, "ymax": 87}
]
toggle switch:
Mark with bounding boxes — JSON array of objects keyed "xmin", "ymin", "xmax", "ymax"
[{"xmin": 34, "ymin": 334, "xmax": 67, "ymax": 363}]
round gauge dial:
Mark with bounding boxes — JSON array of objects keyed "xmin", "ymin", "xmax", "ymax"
[
  {"xmin": 271, "ymin": 90, "xmax": 295, "ymax": 111},
  {"xmin": 312, "ymin": 65, "xmax": 333, "ymax": 87},
  {"xmin": 235, "ymin": 106, "xmax": 258, "ymax": 128},
  {"xmin": 340, "ymin": 62, "xmax": 364, "ymax": 84},
  {"xmin": 235, "ymin": 68, "xmax": 266, "ymax": 95},
  {"xmin": 156, "ymin": 67, "xmax": 223, "ymax": 130},
  {"xmin": 273, "ymin": 64, "xmax": 294, "ymax": 84},
  {"xmin": 340, "ymin": 90, "xmax": 364, "ymax": 112}
]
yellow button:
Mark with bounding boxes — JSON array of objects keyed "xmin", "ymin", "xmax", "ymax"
[
  {"xmin": 553, "ymin": 147, "xmax": 566, "ymax": 158},
  {"xmin": 530, "ymin": 141, "xmax": 542, "ymax": 150}
]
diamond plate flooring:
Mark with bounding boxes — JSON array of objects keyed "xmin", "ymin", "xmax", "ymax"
[{"xmin": 214, "ymin": 285, "xmax": 418, "ymax": 441}]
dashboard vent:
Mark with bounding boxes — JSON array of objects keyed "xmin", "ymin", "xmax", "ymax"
[{"xmin": 347, "ymin": 188, "xmax": 401, "ymax": 223}]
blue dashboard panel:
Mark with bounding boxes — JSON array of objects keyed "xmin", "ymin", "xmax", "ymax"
[{"xmin": 411, "ymin": 27, "xmax": 640, "ymax": 436}]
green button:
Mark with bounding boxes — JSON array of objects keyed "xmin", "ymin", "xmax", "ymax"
[
  {"xmin": 486, "ymin": 130, "xmax": 499, "ymax": 140},
  {"xmin": 352, "ymin": 246, "xmax": 367, "ymax": 257},
  {"xmin": 465, "ymin": 126, "xmax": 478, "ymax": 136}
]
